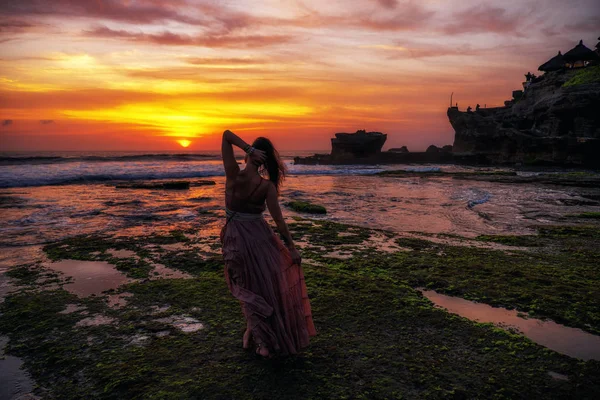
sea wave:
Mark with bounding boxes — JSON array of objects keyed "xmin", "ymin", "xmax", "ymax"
[
  {"xmin": 0, "ymin": 170, "xmax": 225, "ymax": 188},
  {"xmin": 0, "ymin": 163, "xmax": 388, "ymax": 188},
  {"xmin": 0, "ymin": 153, "xmax": 218, "ymax": 165}
]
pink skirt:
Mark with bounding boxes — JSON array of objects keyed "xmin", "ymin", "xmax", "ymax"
[{"xmin": 220, "ymin": 214, "xmax": 316, "ymax": 355}]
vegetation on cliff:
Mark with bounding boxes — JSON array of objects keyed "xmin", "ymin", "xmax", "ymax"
[{"xmin": 563, "ymin": 65, "xmax": 600, "ymax": 87}]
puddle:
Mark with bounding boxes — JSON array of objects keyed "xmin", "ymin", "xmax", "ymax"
[
  {"xmin": 76, "ymin": 314, "xmax": 115, "ymax": 327},
  {"xmin": 548, "ymin": 371, "xmax": 569, "ymax": 381},
  {"xmin": 58, "ymin": 304, "xmax": 87, "ymax": 314},
  {"xmin": 129, "ymin": 334, "xmax": 150, "ymax": 346},
  {"xmin": 107, "ymin": 249, "xmax": 137, "ymax": 259},
  {"xmin": 149, "ymin": 263, "xmax": 192, "ymax": 280},
  {"xmin": 421, "ymin": 290, "xmax": 600, "ymax": 361},
  {"xmin": 44, "ymin": 260, "xmax": 133, "ymax": 297},
  {"xmin": 324, "ymin": 250, "xmax": 353, "ymax": 260},
  {"xmin": 303, "ymin": 259, "xmax": 325, "ymax": 267},
  {"xmin": 0, "ymin": 336, "xmax": 36, "ymax": 400},
  {"xmin": 150, "ymin": 305, "xmax": 171, "ymax": 314},
  {"xmin": 155, "ymin": 315, "xmax": 204, "ymax": 333},
  {"xmin": 159, "ymin": 243, "xmax": 188, "ymax": 252},
  {"xmin": 107, "ymin": 292, "xmax": 133, "ymax": 308},
  {"xmin": 367, "ymin": 232, "xmax": 404, "ymax": 253}
]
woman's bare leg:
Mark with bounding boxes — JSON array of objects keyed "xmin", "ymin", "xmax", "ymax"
[{"xmin": 243, "ymin": 319, "xmax": 252, "ymax": 349}]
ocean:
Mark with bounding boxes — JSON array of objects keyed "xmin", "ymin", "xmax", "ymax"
[
  {"xmin": 2, "ymin": 150, "xmax": 599, "ymax": 256},
  {"xmin": 0, "ymin": 151, "xmax": 392, "ymax": 188}
]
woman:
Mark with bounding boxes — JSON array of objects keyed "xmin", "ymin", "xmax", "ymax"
[{"xmin": 219, "ymin": 129, "xmax": 316, "ymax": 358}]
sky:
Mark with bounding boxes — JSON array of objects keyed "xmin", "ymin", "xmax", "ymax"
[{"xmin": 0, "ymin": 0, "xmax": 599, "ymax": 152}]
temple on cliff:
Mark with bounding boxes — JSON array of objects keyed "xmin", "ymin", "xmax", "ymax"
[
  {"xmin": 538, "ymin": 51, "xmax": 565, "ymax": 72},
  {"xmin": 539, "ymin": 39, "xmax": 599, "ymax": 72}
]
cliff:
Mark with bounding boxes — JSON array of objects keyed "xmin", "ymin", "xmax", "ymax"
[{"xmin": 448, "ymin": 67, "xmax": 600, "ymax": 167}]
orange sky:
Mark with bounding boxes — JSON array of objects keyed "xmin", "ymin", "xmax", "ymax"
[{"xmin": 0, "ymin": 0, "xmax": 598, "ymax": 151}]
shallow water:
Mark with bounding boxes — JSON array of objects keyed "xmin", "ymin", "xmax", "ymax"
[
  {"xmin": 44, "ymin": 260, "xmax": 132, "ymax": 297},
  {"xmin": 420, "ymin": 290, "xmax": 600, "ymax": 361},
  {"xmin": 76, "ymin": 314, "xmax": 116, "ymax": 327},
  {"xmin": 2, "ymin": 173, "xmax": 599, "ymax": 250},
  {"xmin": 155, "ymin": 315, "xmax": 204, "ymax": 333},
  {"xmin": 0, "ymin": 336, "xmax": 35, "ymax": 400}
]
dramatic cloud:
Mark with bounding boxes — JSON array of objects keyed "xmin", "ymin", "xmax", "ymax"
[
  {"xmin": 369, "ymin": 43, "xmax": 484, "ymax": 59},
  {"xmin": 1, "ymin": 0, "xmax": 600, "ymax": 151},
  {"xmin": 184, "ymin": 57, "xmax": 269, "ymax": 65},
  {"xmin": 0, "ymin": 0, "xmax": 201, "ymax": 25},
  {"xmin": 375, "ymin": 0, "xmax": 398, "ymax": 9},
  {"xmin": 443, "ymin": 5, "xmax": 522, "ymax": 35},
  {"xmin": 0, "ymin": 19, "xmax": 34, "ymax": 33},
  {"xmin": 564, "ymin": 16, "xmax": 600, "ymax": 33},
  {"xmin": 86, "ymin": 25, "xmax": 292, "ymax": 48}
]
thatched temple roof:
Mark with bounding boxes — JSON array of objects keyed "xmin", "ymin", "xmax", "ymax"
[
  {"xmin": 563, "ymin": 40, "xmax": 599, "ymax": 62},
  {"xmin": 538, "ymin": 51, "xmax": 565, "ymax": 72}
]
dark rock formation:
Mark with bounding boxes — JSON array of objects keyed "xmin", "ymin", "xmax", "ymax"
[
  {"xmin": 426, "ymin": 145, "xmax": 440, "ymax": 153},
  {"xmin": 295, "ymin": 130, "xmax": 454, "ymax": 165},
  {"xmin": 442, "ymin": 145, "xmax": 453, "ymax": 152},
  {"xmin": 294, "ymin": 149, "xmax": 454, "ymax": 165},
  {"xmin": 330, "ymin": 130, "xmax": 387, "ymax": 161},
  {"xmin": 448, "ymin": 68, "xmax": 600, "ymax": 167},
  {"xmin": 389, "ymin": 146, "xmax": 409, "ymax": 153}
]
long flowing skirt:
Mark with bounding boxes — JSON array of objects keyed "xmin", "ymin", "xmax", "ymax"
[{"xmin": 220, "ymin": 216, "xmax": 316, "ymax": 355}]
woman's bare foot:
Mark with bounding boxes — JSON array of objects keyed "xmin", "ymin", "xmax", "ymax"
[
  {"xmin": 243, "ymin": 328, "xmax": 252, "ymax": 349},
  {"xmin": 256, "ymin": 342, "xmax": 270, "ymax": 358}
]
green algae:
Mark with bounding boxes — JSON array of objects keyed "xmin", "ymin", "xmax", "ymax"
[
  {"xmin": 568, "ymin": 212, "xmax": 600, "ymax": 219},
  {"xmin": 2, "ymin": 219, "xmax": 600, "ymax": 398},
  {"xmin": 2, "ymin": 267, "xmax": 599, "ymax": 399},
  {"xmin": 287, "ymin": 201, "xmax": 327, "ymax": 214},
  {"xmin": 475, "ymin": 234, "xmax": 542, "ymax": 246},
  {"xmin": 43, "ymin": 235, "xmax": 154, "ymax": 278},
  {"xmin": 41, "ymin": 229, "xmax": 198, "ymax": 278},
  {"xmin": 377, "ymin": 170, "xmax": 516, "ymax": 177},
  {"xmin": 287, "ymin": 221, "xmax": 600, "ymax": 335}
]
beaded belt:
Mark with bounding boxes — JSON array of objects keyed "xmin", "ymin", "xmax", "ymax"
[{"xmin": 225, "ymin": 208, "xmax": 264, "ymax": 221}]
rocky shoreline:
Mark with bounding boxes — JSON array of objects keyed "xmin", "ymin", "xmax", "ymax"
[{"xmin": 296, "ymin": 67, "xmax": 600, "ymax": 168}]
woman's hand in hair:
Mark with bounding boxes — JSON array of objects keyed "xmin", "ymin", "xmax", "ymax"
[{"xmin": 249, "ymin": 148, "xmax": 267, "ymax": 165}]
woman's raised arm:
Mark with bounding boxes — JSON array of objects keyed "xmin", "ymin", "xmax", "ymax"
[{"xmin": 221, "ymin": 130, "xmax": 249, "ymax": 179}]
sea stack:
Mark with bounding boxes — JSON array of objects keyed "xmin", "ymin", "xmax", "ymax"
[{"xmin": 330, "ymin": 130, "xmax": 387, "ymax": 162}]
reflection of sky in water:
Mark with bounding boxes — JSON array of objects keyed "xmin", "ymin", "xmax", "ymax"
[
  {"xmin": 421, "ymin": 290, "xmax": 600, "ymax": 361},
  {"xmin": 1, "ymin": 174, "xmax": 600, "ymax": 248}
]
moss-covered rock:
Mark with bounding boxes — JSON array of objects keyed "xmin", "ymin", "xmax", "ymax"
[{"xmin": 287, "ymin": 201, "xmax": 327, "ymax": 214}]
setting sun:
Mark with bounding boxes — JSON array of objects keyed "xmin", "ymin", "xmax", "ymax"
[{"xmin": 177, "ymin": 140, "xmax": 191, "ymax": 148}]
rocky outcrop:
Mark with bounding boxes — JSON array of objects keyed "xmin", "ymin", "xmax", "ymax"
[
  {"xmin": 294, "ymin": 130, "xmax": 455, "ymax": 165},
  {"xmin": 448, "ymin": 68, "xmax": 600, "ymax": 167},
  {"xmin": 330, "ymin": 130, "xmax": 387, "ymax": 161},
  {"xmin": 294, "ymin": 149, "xmax": 454, "ymax": 165}
]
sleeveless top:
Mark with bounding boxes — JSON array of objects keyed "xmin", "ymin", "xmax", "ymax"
[{"xmin": 225, "ymin": 178, "xmax": 267, "ymax": 215}]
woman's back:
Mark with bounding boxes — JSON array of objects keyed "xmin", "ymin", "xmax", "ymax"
[{"xmin": 225, "ymin": 174, "xmax": 268, "ymax": 214}]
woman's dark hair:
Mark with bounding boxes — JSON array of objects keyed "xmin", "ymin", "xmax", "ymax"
[{"xmin": 252, "ymin": 137, "xmax": 286, "ymax": 192}]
